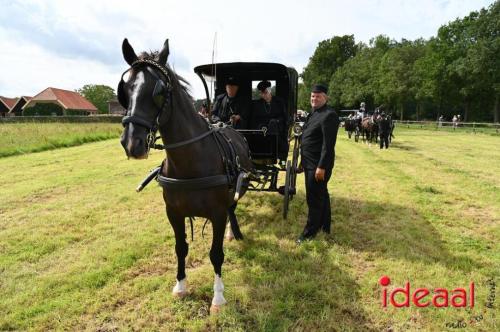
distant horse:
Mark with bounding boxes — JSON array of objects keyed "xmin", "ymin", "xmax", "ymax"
[
  {"xmin": 344, "ymin": 117, "xmax": 359, "ymax": 141},
  {"xmin": 119, "ymin": 38, "xmax": 253, "ymax": 313},
  {"xmin": 361, "ymin": 117, "xmax": 378, "ymax": 144}
]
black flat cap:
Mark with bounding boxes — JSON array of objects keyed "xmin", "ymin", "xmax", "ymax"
[
  {"xmin": 225, "ymin": 76, "xmax": 240, "ymax": 85},
  {"xmin": 311, "ymin": 84, "xmax": 328, "ymax": 94},
  {"xmin": 257, "ymin": 80, "xmax": 271, "ymax": 92}
]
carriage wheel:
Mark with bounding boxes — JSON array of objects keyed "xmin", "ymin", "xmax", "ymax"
[{"xmin": 283, "ymin": 160, "xmax": 292, "ymax": 220}]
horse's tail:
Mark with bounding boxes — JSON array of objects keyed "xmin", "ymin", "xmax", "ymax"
[{"xmin": 228, "ymin": 204, "xmax": 243, "ymax": 240}]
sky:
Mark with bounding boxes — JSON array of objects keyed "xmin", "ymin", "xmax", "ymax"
[{"xmin": 0, "ymin": 0, "xmax": 495, "ymax": 100}]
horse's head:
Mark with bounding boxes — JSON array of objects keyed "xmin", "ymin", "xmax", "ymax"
[{"xmin": 119, "ymin": 38, "xmax": 171, "ymax": 159}]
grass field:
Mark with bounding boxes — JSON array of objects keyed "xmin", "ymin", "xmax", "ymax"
[
  {"xmin": 0, "ymin": 127, "xmax": 498, "ymax": 331},
  {"xmin": 0, "ymin": 123, "xmax": 122, "ymax": 158}
]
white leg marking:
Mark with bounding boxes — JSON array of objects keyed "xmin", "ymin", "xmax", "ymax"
[
  {"xmin": 172, "ymin": 278, "xmax": 187, "ymax": 296},
  {"xmin": 211, "ymin": 274, "xmax": 227, "ymax": 306},
  {"xmin": 225, "ymin": 221, "xmax": 234, "ymax": 241}
]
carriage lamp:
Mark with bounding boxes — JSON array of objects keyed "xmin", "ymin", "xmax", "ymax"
[{"xmin": 293, "ymin": 123, "xmax": 304, "ymax": 136}]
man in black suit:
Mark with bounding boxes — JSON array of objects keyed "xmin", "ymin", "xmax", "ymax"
[
  {"xmin": 211, "ymin": 76, "xmax": 249, "ymax": 129},
  {"xmin": 297, "ymin": 84, "xmax": 340, "ymax": 244}
]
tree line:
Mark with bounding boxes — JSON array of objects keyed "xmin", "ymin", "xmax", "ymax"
[{"xmin": 299, "ymin": 1, "xmax": 499, "ymax": 122}]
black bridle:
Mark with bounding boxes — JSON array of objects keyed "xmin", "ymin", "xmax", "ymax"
[
  {"xmin": 118, "ymin": 58, "xmax": 173, "ymax": 151},
  {"xmin": 118, "ymin": 58, "xmax": 217, "ymax": 152}
]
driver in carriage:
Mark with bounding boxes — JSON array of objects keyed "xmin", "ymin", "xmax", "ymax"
[
  {"xmin": 358, "ymin": 102, "xmax": 366, "ymax": 119},
  {"xmin": 250, "ymin": 80, "xmax": 289, "ymax": 160},
  {"xmin": 211, "ymin": 76, "xmax": 249, "ymax": 129}
]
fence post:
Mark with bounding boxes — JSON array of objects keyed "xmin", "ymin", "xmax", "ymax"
[{"xmin": 473, "ymin": 122, "xmax": 476, "ymax": 134}]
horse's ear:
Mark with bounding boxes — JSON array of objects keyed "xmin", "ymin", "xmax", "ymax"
[
  {"xmin": 158, "ymin": 39, "xmax": 169, "ymax": 65},
  {"xmin": 122, "ymin": 38, "xmax": 138, "ymax": 65}
]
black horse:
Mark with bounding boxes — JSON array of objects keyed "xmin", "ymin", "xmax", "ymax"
[
  {"xmin": 344, "ymin": 116, "xmax": 361, "ymax": 142},
  {"xmin": 119, "ymin": 38, "xmax": 253, "ymax": 313}
]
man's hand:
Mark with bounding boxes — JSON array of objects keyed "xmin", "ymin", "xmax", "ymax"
[
  {"xmin": 296, "ymin": 163, "xmax": 304, "ymax": 174},
  {"xmin": 230, "ymin": 114, "xmax": 241, "ymax": 123},
  {"xmin": 315, "ymin": 167, "xmax": 325, "ymax": 181}
]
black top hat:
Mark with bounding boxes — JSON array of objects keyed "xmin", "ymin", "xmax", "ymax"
[
  {"xmin": 257, "ymin": 80, "xmax": 271, "ymax": 92},
  {"xmin": 225, "ymin": 76, "xmax": 240, "ymax": 85},
  {"xmin": 311, "ymin": 84, "xmax": 328, "ymax": 94}
]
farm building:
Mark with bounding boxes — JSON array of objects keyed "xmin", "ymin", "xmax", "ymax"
[
  {"xmin": 0, "ymin": 96, "xmax": 18, "ymax": 117},
  {"xmin": 8, "ymin": 96, "xmax": 32, "ymax": 116},
  {"xmin": 108, "ymin": 98, "xmax": 126, "ymax": 115},
  {"xmin": 22, "ymin": 87, "xmax": 98, "ymax": 116}
]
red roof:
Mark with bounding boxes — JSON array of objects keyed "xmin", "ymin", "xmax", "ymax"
[
  {"xmin": 24, "ymin": 87, "xmax": 97, "ymax": 112},
  {"xmin": 0, "ymin": 96, "xmax": 19, "ymax": 110}
]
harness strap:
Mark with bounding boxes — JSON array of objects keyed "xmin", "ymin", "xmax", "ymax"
[
  {"xmin": 188, "ymin": 217, "xmax": 194, "ymax": 241},
  {"xmin": 157, "ymin": 174, "xmax": 228, "ymax": 190},
  {"xmin": 163, "ymin": 130, "xmax": 213, "ymax": 150},
  {"xmin": 211, "ymin": 129, "xmax": 239, "ymax": 186},
  {"xmin": 122, "ymin": 115, "xmax": 156, "ymax": 130}
]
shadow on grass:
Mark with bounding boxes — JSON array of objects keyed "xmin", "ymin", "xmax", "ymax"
[
  {"xmin": 220, "ymin": 193, "xmax": 376, "ymax": 331},
  {"xmin": 329, "ymin": 195, "xmax": 478, "ymax": 272},
  {"xmin": 390, "ymin": 141, "xmax": 419, "ymax": 151},
  {"xmin": 202, "ymin": 190, "xmax": 480, "ymax": 330}
]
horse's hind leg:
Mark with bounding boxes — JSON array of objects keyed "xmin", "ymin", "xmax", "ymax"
[
  {"xmin": 167, "ymin": 210, "xmax": 188, "ymax": 297},
  {"xmin": 210, "ymin": 213, "xmax": 227, "ymax": 313}
]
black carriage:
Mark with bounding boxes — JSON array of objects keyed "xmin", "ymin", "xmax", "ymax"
[
  {"xmin": 340, "ymin": 109, "xmax": 361, "ymax": 142},
  {"xmin": 194, "ymin": 62, "xmax": 301, "ymax": 219}
]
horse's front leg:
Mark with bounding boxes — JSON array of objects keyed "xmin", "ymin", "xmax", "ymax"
[
  {"xmin": 209, "ymin": 213, "xmax": 228, "ymax": 314},
  {"xmin": 167, "ymin": 210, "xmax": 188, "ymax": 297}
]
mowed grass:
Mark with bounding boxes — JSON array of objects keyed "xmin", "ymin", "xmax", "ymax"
[
  {"xmin": 0, "ymin": 127, "xmax": 498, "ymax": 331},
  {"xmin": 0, "ymin": 123, "xmax": 122, "ymax": 158}
]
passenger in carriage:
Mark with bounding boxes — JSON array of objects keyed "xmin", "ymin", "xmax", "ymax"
[
  {"xmin": 250, "ymin": 80, "xmax": 289, "ymax": 159},
  {"xmin": 250, "ymin": 81, "xmax": 287, "ymax": 132},
  {"xmin": 211, "ymin": 76, "xmax": 249, "ymax": 129}
]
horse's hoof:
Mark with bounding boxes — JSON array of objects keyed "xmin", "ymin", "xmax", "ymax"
[
  {"xmin": 210, "ymin": 304, "xmax": 224, "ymax": 314},
  {"xmin": 225, "ymin": 233, "xmax": 235, "ymax": 241},
  {"xmin": 172, "ymin": 291, "xmax": 188, "ymax": 298}
]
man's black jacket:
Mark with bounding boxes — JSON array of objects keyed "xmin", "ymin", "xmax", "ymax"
[
  {"xmin": 300, "ymin": 104, "xmax": 340, "ymax": 170},
  {"xmin": 212, "ymin": 93, "xmax": 249, "ymax": 128}
]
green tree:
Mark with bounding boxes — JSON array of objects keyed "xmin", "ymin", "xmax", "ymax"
[
  {"xmin": 300, "ymin": 35, "xmax": 358, "ymax": 107},
  {"xmin": 377, "ymin": 39, "xmax": 426, "ymax": 120},
  {"xmin": 328, "ymin": 35, "xmax": 398, "ymax": 111},
  {"xmin": 76, "ymin": 85, "xmax": 116, "ymax": 114}
]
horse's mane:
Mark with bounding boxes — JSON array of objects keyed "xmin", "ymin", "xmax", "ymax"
[{"xmin": 139, "ymin": 51, "xmax": 193, "ymax": 103}]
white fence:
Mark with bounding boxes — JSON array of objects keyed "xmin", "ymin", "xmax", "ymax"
[{"xmin": 394, "ymin": 120, "xmax": 500, "ymax": 134}]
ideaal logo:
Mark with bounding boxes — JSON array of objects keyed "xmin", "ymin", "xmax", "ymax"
[{"xmin": 378, "ymin": 276, "xmax": 475, "ymax": 308}]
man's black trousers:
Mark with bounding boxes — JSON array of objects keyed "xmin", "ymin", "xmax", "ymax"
[{"xmin": 303, "ymin": 167, "xmax": 332, "ymax": 237}]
